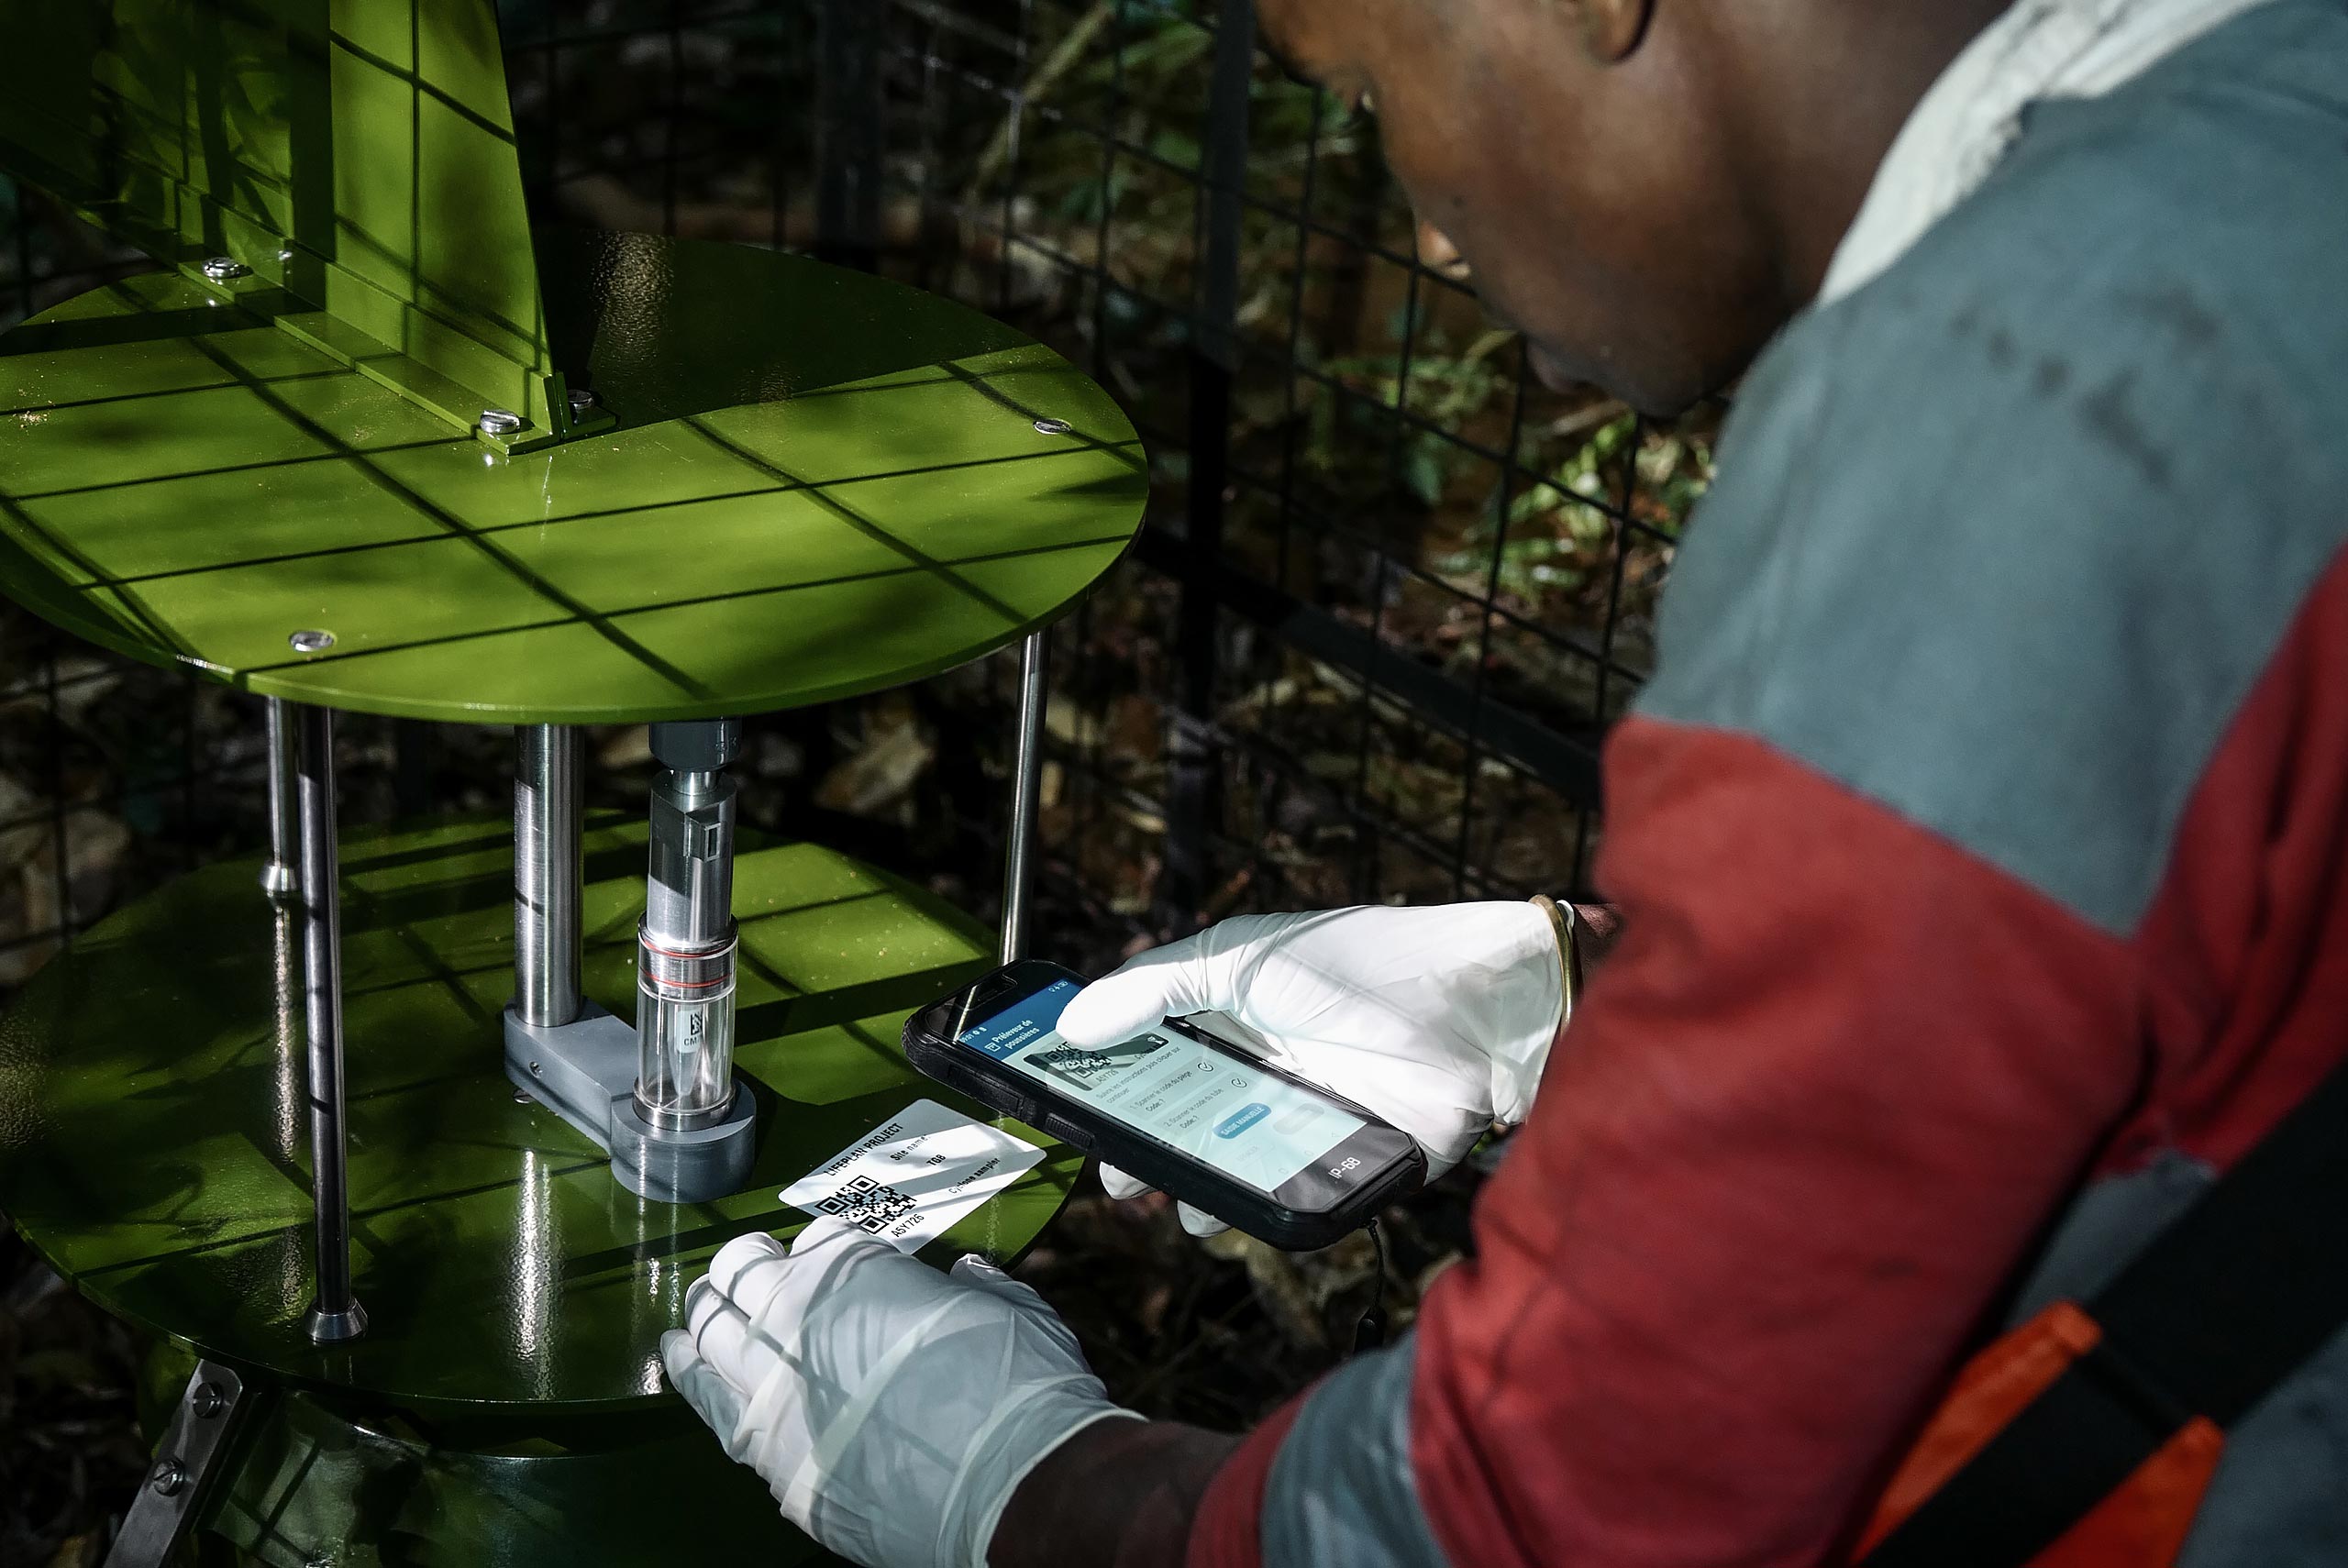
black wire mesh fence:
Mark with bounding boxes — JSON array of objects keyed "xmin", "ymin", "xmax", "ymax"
[{"xmin": 0, "ymin": 0, "xmax": 1715, "ymax": 993}]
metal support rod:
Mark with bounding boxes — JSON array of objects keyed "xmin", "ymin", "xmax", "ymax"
[
  {"xmin": 1001, "ymin": 631, "xmax": 1050, "ymax": 964},
  {"xmin": 260, "ymin": 697, "xmax": 300, "ymax": 899},
  {"xmin": 296, "ymin": 705, "xmax": 365, "ymax": 1344},
  {"xmin": 515, "ymin": 725, "xmax": 582, "ymax": 1029}
]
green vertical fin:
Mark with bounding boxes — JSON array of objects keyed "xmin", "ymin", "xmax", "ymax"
[{"xmin": 0, "ymin": 0, "xmax": 589, "ymax": 449}]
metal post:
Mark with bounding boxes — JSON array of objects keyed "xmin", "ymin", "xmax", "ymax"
[
  {"xmin": 1001, "ymin": 632, "xmax": 1050, "ymax": 964},
  {"xmin": 515, "ymin": 725, "xmax": 582, "ymax": 1029},
  {"xmin": 296, "ymin": 705, "xmax": 365, "ymax": 1344},
  {"xmin": 1162, "ymin": 0, "xmax": 1255, "ymax": 924},
  {"xmin": 260, "ymin": 697, "xmax": 300, "ymax": 899}
]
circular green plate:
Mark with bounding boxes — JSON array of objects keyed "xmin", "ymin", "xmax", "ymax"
[
  {"xmin": 0, "ymin": 230, "xmax": 1146, "ymax": 723},
  {"xmin": 0, "ymin": 814, "xmax": 1077, "ymax": 1411}
]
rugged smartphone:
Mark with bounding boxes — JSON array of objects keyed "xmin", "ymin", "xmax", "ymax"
[{"xmin": 904, "ymin": 959, "xmax": 1424, "ymax": 1250}]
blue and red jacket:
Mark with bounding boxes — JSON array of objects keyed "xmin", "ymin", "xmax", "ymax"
[{"xmin": 1189, "ymin": 6, "xmax": 2348, "ymax": 1564}]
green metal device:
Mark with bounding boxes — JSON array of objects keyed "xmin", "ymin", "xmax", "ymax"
[{"xmin": 0, "ymin": 5, "xmax": 1145, "ymax": 1563}]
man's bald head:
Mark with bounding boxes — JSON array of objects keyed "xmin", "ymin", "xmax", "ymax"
[{"xmin": 1259, "ymin": 0, "xmax": 2010, "ymax": 411}]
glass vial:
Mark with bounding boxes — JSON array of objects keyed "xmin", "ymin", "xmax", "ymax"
[{"xmin": 634, "ymin": 922, "xmax": 737, "ymax": 1129}]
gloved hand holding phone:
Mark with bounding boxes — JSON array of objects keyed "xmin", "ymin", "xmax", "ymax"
[
  {"xmin": 663, "ymin": 898, "xmax": 1615, "ymax": 1565},
  {"xmin": 1055, "ymin": 900, "xmax": 1580, "ymax": 1236}
]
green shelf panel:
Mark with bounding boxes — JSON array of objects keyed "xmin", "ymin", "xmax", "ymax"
[
  {"xmin": 0, "ymin": 229, "xmax": 1148, "ymax": 723},
  {"xmin": 0, "ymin": 813, "xmax": 1077, "ymax": 1413}
]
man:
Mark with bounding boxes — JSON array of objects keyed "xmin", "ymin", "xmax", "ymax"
[{"xmin": 661, "ymin": 0, "xmax": 2348, "ymax": 1562}]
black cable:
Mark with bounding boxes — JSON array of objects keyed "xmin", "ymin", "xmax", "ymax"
[{"xmin": 1353, "ymin": 1217, "xmax": 1389, "ymax": 1354}]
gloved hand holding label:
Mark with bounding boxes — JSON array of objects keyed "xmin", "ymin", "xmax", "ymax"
[
  {"xmin": 661, "ymin": 1220, "xmax": 1139, "ymax": 1568},
  {"xmin": 1055, "ymin": 902, "xmax": 1566, "ymax": 1236}
]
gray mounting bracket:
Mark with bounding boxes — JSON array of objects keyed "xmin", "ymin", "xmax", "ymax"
[
  {"xmin": 104, "ymin": 1360, "xmax": 249, "ymax": 1568},
  {"xmin": 504, "ymin": 1003, "xmax": 757, "ymax": 1203}
]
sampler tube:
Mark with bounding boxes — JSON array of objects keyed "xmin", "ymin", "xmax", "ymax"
[{"xmin": 633, "ymin": 727, "xmax": 741, "ymax": 1131}]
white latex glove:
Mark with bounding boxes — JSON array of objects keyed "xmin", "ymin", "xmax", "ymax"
[
  {"xmin": 660, "ymin": 1218, "xmax": 1138, "ymax": 1568},
  {"xmin": 1058, "ymin": 903, "xmax": 1566, "ymax": 1236}
]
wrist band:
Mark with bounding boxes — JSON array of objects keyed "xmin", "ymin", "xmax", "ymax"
[{"xmin": 1529, "ymin": 894, "xmax": 1580, "ymax": 1032}]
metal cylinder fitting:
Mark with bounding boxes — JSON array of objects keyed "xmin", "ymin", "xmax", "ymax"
[{"xmin": 634, "ymin": 733, "xmax": 740, "ymax": 1132}]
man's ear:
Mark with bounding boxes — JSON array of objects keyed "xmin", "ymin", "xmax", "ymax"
[{"xmin": 1577, "ymin": 0, "xmax": 1656, "ymax": 62}]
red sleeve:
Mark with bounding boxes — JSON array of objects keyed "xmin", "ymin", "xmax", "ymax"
[
  {"xmin": 1182, "ymin": 550, "xmax": 2348, "ymax": 1566},
  {"xmin": 1409, "ymin": 716, "xmax": 2149, "ymax": 1566},
  {"xmin": 1186, "ymin": 1390, "xmax": 1309, "ymax": 1568}
]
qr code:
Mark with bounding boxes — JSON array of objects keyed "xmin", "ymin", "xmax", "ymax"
[
  {"xmin": 1035, "ymin": 1046, "xmax": 1117, "ymax": 1081},
  {"xmin": 817, "ymin": 1174, "xmax": 917, "ymax": 1234}
]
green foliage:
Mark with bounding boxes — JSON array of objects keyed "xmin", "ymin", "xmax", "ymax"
[{"xmin": 1307, "ymin": 324, "xmax": 1512, "ymax": 509}]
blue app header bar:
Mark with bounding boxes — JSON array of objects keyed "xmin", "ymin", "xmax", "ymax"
[{"xmin": 958, "ymin": 977, "xmax": 1080, "ymax": 1060}]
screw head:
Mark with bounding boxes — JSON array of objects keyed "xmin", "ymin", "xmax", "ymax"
[
  {"xmin": 568, "ymin": 389, "xmax": 598, "ymax": 418},
  {"xmin": 479, "ymin": 408, "xmax": 526, "ymax": 436},
  {"xmin": 513, "ymin": 1087, "xmax": 534, "ymax": 1105},
  {"xmin": 288, "ymin": 629, "xmax": 336, "ymax": 653},
  {"xmin": 200, "ymin": 256, "xmax": 250, "ymax": 282},
  {"xmin": 528, "ymin": 1060, "xmax": 543, "ymax": 1077},
  {"xmin": 191, "ymin": 1383, "xmax": 227, "ymax": 1419},
  {"xmin": 151, "ymin": 1459, "xmax": 188, "ymax": 1496},
  {"xmin": 1033, "ymin": 417, "xmax": 1074, "ymax": 436}
]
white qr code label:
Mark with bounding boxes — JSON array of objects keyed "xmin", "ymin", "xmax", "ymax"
[{"xmin": 781, "ymin": 1099, "xmax": 1045, "ymax": 1253}]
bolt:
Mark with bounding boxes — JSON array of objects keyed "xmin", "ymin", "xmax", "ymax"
[
  {"xmin": 151, "ymin": 1459, "xmax": 188, "ymax": 1496},
  {"xmin": 1033, "ymin": 417, "xmax": 1073, "ymax": 436},
  {"xmin": 528, "ymin": 1060, "xmax": 543, "ymax": 1077},
  {"xmin": 191, "ymin": 1383, "xmax": 227, "ymax": 1419},
  {"xmin": 568, "ymin": 389, "xmax": 598, "ymax": 418},
  {"xmin": 200, "ymin": 256, "xmax": 250, "ymax": 282},
  {"xmin": 479, "ymin": 408, "xmax": 526, "ymax": 436},
  {"xmin": 288, "ymin": 629, "xmax": 336, "ymax": 653},
  {"xmin": 513, "ymin": 1087, "xmax": 534, "ymax": 1105}
]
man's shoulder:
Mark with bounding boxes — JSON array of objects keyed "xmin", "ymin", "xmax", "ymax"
[
  {"xmin": 1883, "ymin": 0, "xmax": 2348, "ymax": 427},
  {"xmin": 1639, "ymin": 4, "xmax": 2348, "ymax": 934},
  {"xmin": 1807, "ymin": 0, "xmax": 2348, "ymax": 511}
]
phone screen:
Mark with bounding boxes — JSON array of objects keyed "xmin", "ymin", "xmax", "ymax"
[{"xmin": 955, "ymin": 977, "xmax": 1368, "ymax": 1194}]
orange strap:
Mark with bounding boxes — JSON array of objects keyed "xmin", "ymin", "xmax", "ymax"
[{"xmin": 1856, "ymin": 1301, "xmax": 2224, "ymax": 1567}]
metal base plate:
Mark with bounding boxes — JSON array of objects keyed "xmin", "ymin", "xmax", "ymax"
[
  {"xmin": 0, "ymin": 813, "xmax": 1074, "ymax": 1411},
  {"xmin": 506, "ymin": 1002, "xmax": 637, "ymax": 1144},
  {"xmin": 505, "ymin": 1003, "xmax": 759, "ymax": 1204},
  {"xmin": 608, "ymin": 1090, "xmax": 758, "ymax": 1205}
]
